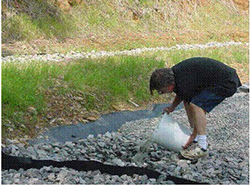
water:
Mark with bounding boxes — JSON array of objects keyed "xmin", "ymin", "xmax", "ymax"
[{"xmin": 132, "ymin": 138, "xmax": 152, "ymax": 166}]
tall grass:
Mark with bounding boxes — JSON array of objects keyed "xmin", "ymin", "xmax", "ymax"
[
  {"xmin": 2, "ymin": 45, "xmax": 248, "ymax": 115},
  {"xmin": 2, "ymin": 45, "xmax": 248, "ymax": 139},
  {"xmin": 2, "ymin": 63, "xmax": 59, "ymax": 114},
  {"xmin": 2, "ymin": 56, "xmax": 165, "ymax": 120},
  {"xmin": 2, "ymin": 0, "xmax": 76, "ymax": 42},
  {"xmin": 2, "ymin": 0, "xmax": 248, "ymax": 54},
  {"xmin": 63, "ymin": 56, "xmax": 165, "ymax": 110}
]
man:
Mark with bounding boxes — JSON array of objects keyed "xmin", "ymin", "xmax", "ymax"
[{"xmin": 149, "ymin": 57, "xmax": 242, "ymax": 160}]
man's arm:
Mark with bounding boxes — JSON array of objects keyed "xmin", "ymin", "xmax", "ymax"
[{"xmin": 163, "ymin": 95, "xmax": 183, "ymax": 114}]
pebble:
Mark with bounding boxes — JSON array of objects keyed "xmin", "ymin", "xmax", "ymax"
[
  {"xmin": 2, "ymin": 41, "xmax": 248, "ymax": 64},
  {"xmin": 1, "ymin": 92, "xmax": 249, "ymax": 184}
]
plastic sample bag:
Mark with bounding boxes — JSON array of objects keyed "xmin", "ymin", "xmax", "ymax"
[{"xmin": 151, "ymin": 113, "xmax": 191, "ymax": 152}]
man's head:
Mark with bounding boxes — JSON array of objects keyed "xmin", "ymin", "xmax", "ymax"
[{"xmin": 149, "ymin": 68, "xmax": 175, "ymax": 95}]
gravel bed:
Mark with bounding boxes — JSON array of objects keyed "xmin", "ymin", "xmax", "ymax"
[
  {"xmin": 2, "ymin": 92, "xmax": 249, "ymax": 184},
  {"xmin": 2, "ymin": 41, "xmax": 248, "ymax": 64}
]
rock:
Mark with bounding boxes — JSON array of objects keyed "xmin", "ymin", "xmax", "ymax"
[
  {"xmin": 177, "ymin": 160, "xmax": 189, "ymax": 169},
  {"xmin": 5, "ymin": 139, "xmax": 19, "ymax": 145},
  {"xmin": 93, "ymin": 174, "xmax": 105, "ymax": 184},
  {"xmin": 56, "ymin": 169, "xmax": 69, "ymax": 183},
  {"xmin": 54, "ymin": 0, "xmax": 71, "ymax": 12},
  {"xmin": 165, "ymin": 180, "xmax": 175, "ymax": 184},
  {"xmin": 9, "ymin": 144, "xmax": 19, "ymax": 155},
  {"xmin": 47, "ymin": 173, "xmax": 56, "ymax": 181},
  {"xmin": 40, "ymin": 166, "xmax": 52, "ymax": 174},
  {"xmin": 64, "ymin": 141, "xmax": 75, "ymax": 148},
  {"xmin": 87, "ymin": 134, "xmax": 95, "ymax": 140},
  {"xmin": 238, "ymin": 83, "xmax": 249, "ymax": 93},
  {"xmin": 26, "ymin": 168, "xmax": 40, "ymax": 177},
  {"xmin": 174, "ymin": 166, "xmax": 181, "ymax": 175},
  {"xmin": 27, "ymin": 106, "xmax": 37, "ymax": 116},
  {"xmin": 97, "ymin": 142, "xmax": 105, "ymax": 148},
  {"xmin": 112, "ymin": 158, "xmax": 126, "ymax": 166},
  {"xmin": 87, "ymin": 116, "xmax": 98, "ymax": 121},
  {"xmin": 104, "ymin": 132, "xmax": 112, "ymax": 138},
  {"xmin": 36, "ymin": 149, "xmax": 47, "ymax": 158},
  {"xmin": 3, "ymin": 42, "xmax": 247, "ymax": 64},
  {"xmin": 1, "ymin": 92, "xmax": 249, "ymax": 184},
  {"xmin": 28, "ymin": 178, "xmax": 40, "ymax": 184},
  {"xmin": 79, "ymin": 177, "xmax": 86, "ymax": 184}
]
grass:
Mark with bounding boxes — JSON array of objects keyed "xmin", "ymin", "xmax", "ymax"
[
  {"xmin": 2, "ymin": 0, "xmax": 248, "ymax": 55},
  {"xmin": 2, "ymin": 0, "xmax": 76, "ymax": 42},
  {"xmin": 63, "ymin": 56, "xmax": 166, "ymax": 111},
  {"xmin": 2, "ymin": 45, "xmax": 248, "ymax": 141}
]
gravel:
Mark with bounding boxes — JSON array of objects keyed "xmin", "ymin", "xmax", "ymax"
[
  {"xmin": 2, "ymin": 90, "xmax": 249, "ymax": 184},
  {"xmin": 2, "ymin": 41, "xmax": 249, "ymax": 64}
]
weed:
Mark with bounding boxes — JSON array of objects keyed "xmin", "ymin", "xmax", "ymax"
[
  {"xmin": 2, "ymin": 0, "xmax": 248, "ymax": 54},
  {"xmin": 1, "ymin": 45, "xmax": 248, "ymax": 140}
]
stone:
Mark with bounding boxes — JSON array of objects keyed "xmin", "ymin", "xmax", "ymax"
[
  {"xmin": 79, "ymin": 177, "xmax": 86, "ymax": 184},
  {"xmin": 93, "ymin": 174, "xmax": 105, "ymax": 184},
  {"xmin": 98, "ymin": 142, "xmax": 106, "ymax": 148},
  {"xmin": 238, "ymin": 83, "xmax": 249, "ymax": 93},
  {"xmin": 166, "ymin": 180, "xmax": 175, "ymax": 184},
  {"xmin": 48, "ymin": 173, "xmax": 55, "ymax": 181},
  {"xmin": 87, "ymin": 116, "xmax": 98, "ymax": 121},
  {"xmin": 27, "ymin": 106, "xmax": 37, "ymax": 116},
  {"xmin": 104, "ymin": 132, "xmax": 112, "ymax": 138},
  {"xmin": 64, "ymin": 141, "xmax": 75, "ymax": 149},
  {"xmin": 174, "ymin": 166, "xmax": 181, "ymax": 175},
  {"xmin": 36, "ymin": 149, "xmax": 47, "ymax": 158},
  {"xmin": 87, "ymin": 134, "xmax": 95, "ymax": 140},
  {"xmin": 5, "ymin": 139, "xmax": 19, "ymax": 145},
  {"xmin": 1, "ymin": 92, "xmax": 249, "ymax": 185},
  {"xmin": 177, "ymin": 160, "xmax": 189, "ymax": 169},
  {"xmin": 9, "ymin": 144, "xmax": 19, "ymax": 154},
  {"xmin": 54, "ymin": 0, "xmax": 71, "ymax": 12},
  {"xmin": 28, "ymin": 178, "xmax": 40, "ymax": 184}
]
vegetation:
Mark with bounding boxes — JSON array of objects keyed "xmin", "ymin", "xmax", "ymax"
[
  {"xmin": 2, "ymin": 0, "xmax": 249, "ymax": 55},
  {"xmin": 1, "ymin": 0, "xmax": 249, "ymax": 141},
  {"xmin": 2, "ymin": 45, "xmax": 248, "ymax": 141}
]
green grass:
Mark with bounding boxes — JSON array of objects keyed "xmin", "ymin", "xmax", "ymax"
[
  {"xmin": 2, "ymin": 45, "xmax": 248, "ymax": 139},
  {"xmin": 63, "ymin": 56, "xmax": 165, "ymax": 110},
  {"xmin": 2, "ymin": 0, "xmax": 248, "ymax": 54},
  {"xmin": 146, "ymin": 45, "xmax": 249, "ymax": 71},
  {"xmin": 2, "ymin": 1, "xmax": 76, "ymax": 42},
  {"xmin": 2, "ymin": 63, "xmax": 59, "ymax": 114}
]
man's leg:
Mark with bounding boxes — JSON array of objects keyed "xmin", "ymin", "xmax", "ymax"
[
  {"xmin": 183, "ymin": 101, "xmax": 207, "ymax": 149},
  {"xmin": 180, "ymin": 102, "xmax": 208, "ymax": 159},
  {"xmin": 181, "ymin": 90, "xmax": 225, "ymax": 159}
]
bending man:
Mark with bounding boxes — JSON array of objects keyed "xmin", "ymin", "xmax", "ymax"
[{"xmin": 149, "ymin": 57, "xmax": 242, "ymax": 159}]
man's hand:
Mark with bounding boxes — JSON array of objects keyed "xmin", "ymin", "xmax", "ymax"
[
  {"xmin": 182, "ymin": 131, "xmax": 197, "ymax": 149},
  {"xmin": 163, "ymin": 95, "xmax": 182, "ymax": 115},
  {"xmin": 182, "ymin": 136, "xmax": 195, "ymax": 149},
  {"xmin": 163, "ymin": 105, "xmax": 175, "ymax": 114}
]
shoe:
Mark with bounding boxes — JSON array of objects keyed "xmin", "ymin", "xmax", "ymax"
[
  {"xmin": 180, "ymin": 146, "xmax": 209, "ymax": 160},
  {"xmin": 182, "ymin": 140, "xmax": 199, "ymax": 150},
  {"xmin": 179, "ymin": 141, "xmax": 198, "ymax": 159}
]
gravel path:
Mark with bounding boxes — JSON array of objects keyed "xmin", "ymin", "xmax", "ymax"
[
  {"xmin": 2, "ymin": 91, "xmax": 249, "ymax": 184},
  {"xmin": 2, "ymin": 41, "xmax": 249, "ymax": 64}
]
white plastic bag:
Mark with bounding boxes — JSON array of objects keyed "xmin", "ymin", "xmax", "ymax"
[{"xmin": 151, "ymin": 113, "xmax": 191, "ymax": 152}]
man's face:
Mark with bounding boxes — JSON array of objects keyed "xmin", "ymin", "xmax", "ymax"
[{"xmin": 157, "ymin": 85, "xmax": 174, "ymax": 94}]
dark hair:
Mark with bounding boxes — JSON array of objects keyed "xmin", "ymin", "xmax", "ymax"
[{"xmin": 149, "ymin": 68, "xmax": 175, "ymax": 95}]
